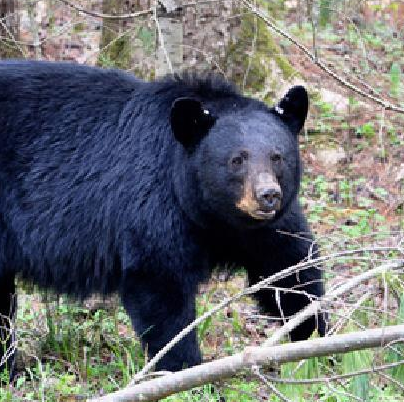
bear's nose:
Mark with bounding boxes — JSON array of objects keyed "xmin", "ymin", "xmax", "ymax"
[{"xmin": 256, "ymin": 188, "xmax": 282, "ymax": 211}]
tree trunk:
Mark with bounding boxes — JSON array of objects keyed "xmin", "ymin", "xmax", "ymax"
[
  {"xmin": 0, "ymin": 0, "xmax": 21, "ymax": 58},
  {"xmin": 155, "ymin": 1, "xmax": 184, "ymax": 77}
]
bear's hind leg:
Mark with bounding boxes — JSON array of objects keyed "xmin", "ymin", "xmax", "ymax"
[{"xmin": 0, "ymin": 271, "xmax": 16, "ymax": 380}]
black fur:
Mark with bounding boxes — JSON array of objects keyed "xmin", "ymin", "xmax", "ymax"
[{"xmin": 0, "ymin": 61, "xmax": 325, "ymax": 374}]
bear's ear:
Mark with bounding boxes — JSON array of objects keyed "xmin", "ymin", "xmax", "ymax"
[
  {"xmin": 271, "ymin": 86, "xmax": 308, "ymax": 135},
  {"xmin": 170, "ymin": 97, "xmax": 216, "ymax": 148}
]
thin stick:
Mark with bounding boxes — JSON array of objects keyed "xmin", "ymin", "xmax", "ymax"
[
  {"xmin": 263, "ymin": 260, "xmax": 403, "ymax": 347},
  {"xmin": 59, "ymin": 0, "xmax": 153, "ymax": 20},
  {"xmin": 264, "ymin": 358, "xmax": 404, "ymax": 384},
  {"xmin": 58, "ymin": 0, "xmax": 226, "ymax": 20}
]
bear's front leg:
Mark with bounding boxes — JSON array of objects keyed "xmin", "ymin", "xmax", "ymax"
[
  {"xmin": 121, "ymin": 270, "xmax": 201, "ymax": 372},
  {"xmin": 245, "ymin": 226, "xmax": 327, "ymax": 341}
]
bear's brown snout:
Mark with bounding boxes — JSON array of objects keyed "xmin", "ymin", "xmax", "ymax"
[{"xmin": 254, "ymin": 172, "xmax": 282, "ymax": 213}]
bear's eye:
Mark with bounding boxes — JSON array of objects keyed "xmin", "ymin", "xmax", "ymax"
[
  {"xmin": 231, "ymin": 156, "xmax": 244, "ymax": 166},
  {"xmin": 230, "ymin": 151, "xmax": 248, "ymax": 168},
  {"xmin": 271, "ymin": 153, "xmax": 282, "ymax": 163}
]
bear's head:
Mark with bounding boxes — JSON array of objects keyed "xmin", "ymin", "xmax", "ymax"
[{"xmin": 171, "ymin": 85, "xmax": 308, "ymax": 228}]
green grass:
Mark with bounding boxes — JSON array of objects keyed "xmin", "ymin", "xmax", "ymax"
[{"xmin": 2, "ymin": 266, "xmax": 404, "ymax": 401}]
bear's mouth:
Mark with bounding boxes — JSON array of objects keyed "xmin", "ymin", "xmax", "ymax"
[{"xmin": 248, "ymin": 209, "xmax": 277, "ymax": 220}]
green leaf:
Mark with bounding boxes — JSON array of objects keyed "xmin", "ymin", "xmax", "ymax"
[{"xmin": 390, "ymin": 63, "xmax": 401, "ymax": 98}]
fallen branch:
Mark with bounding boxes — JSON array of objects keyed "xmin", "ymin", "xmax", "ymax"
[{"xmin": 88, "ymin": 325, "xmax": 404, "ymax": 402}]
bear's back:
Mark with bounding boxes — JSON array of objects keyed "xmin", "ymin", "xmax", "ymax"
[
  {"xmin": 0, "ymin": 61, "xmax": 140, "ymax": 146},
  {"xmin": 0, "ymin": 62, "xmax": 170, "ymax": 295}
]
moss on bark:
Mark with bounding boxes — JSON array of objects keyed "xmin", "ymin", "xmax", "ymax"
[{"xmin": 225, "ymin": 11, "xmax": 297, "ymax": 102}]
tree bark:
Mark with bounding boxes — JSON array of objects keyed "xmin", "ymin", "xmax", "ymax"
[
  {"xmin": 155, "ymin": 1, "xmax": 184, "ymax": 77},
  {"xmin": 0, "ymin": 0, "xmax": 20, "ymax": 58}
]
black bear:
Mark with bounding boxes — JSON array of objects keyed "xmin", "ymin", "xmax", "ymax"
[{"xmin": 0, "ymin": 60, "xmax": 325, "ymax": 375}]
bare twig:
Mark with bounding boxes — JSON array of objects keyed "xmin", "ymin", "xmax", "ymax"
[
  {"xmin": 378, "ymin": 371, "xmax": 404, "ymax": 391},
  {"xmin": 0, "ymin": 313, "xmax": 16, "ymax": 367},
  {"xmin": 328, "ymin": 291, "xmax": 373, "ymax": 335},
  {"xmin": 0, "ymin": 16, "xmax": 26, "ymax": 57},
  {"xmin": 253, "ymin": 366, "xmax": 293, "ymax": 402},
  {"xmin": 58, "ymin": 0, "xmax": 225, "ymax": 20},
  {"xmin": 264, "ymin": 260, "xmax": 403, "ymax": 347},
  {"xmin": 59, "ymin": 0, "xmax": 153, "ymax": 20},
  {"xmin": 325, "ymin": 380, "xmax": 364, "ymax": 402},
  {"xmin": 264, "ymin": 358, "xmax": 404, "ymax": 384},
  {"xmin": 181, "ymin": 44, "xmax": 226, "ymax": 75}
]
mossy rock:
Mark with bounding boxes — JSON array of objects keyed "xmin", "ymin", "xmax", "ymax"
[
  {"xmin": 97, "ymin": 35, "xmax": 133, "ymax": 71},
  {"xmin": 224, "ymin": 12, "xmax": 297, "ymax": 103}
]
